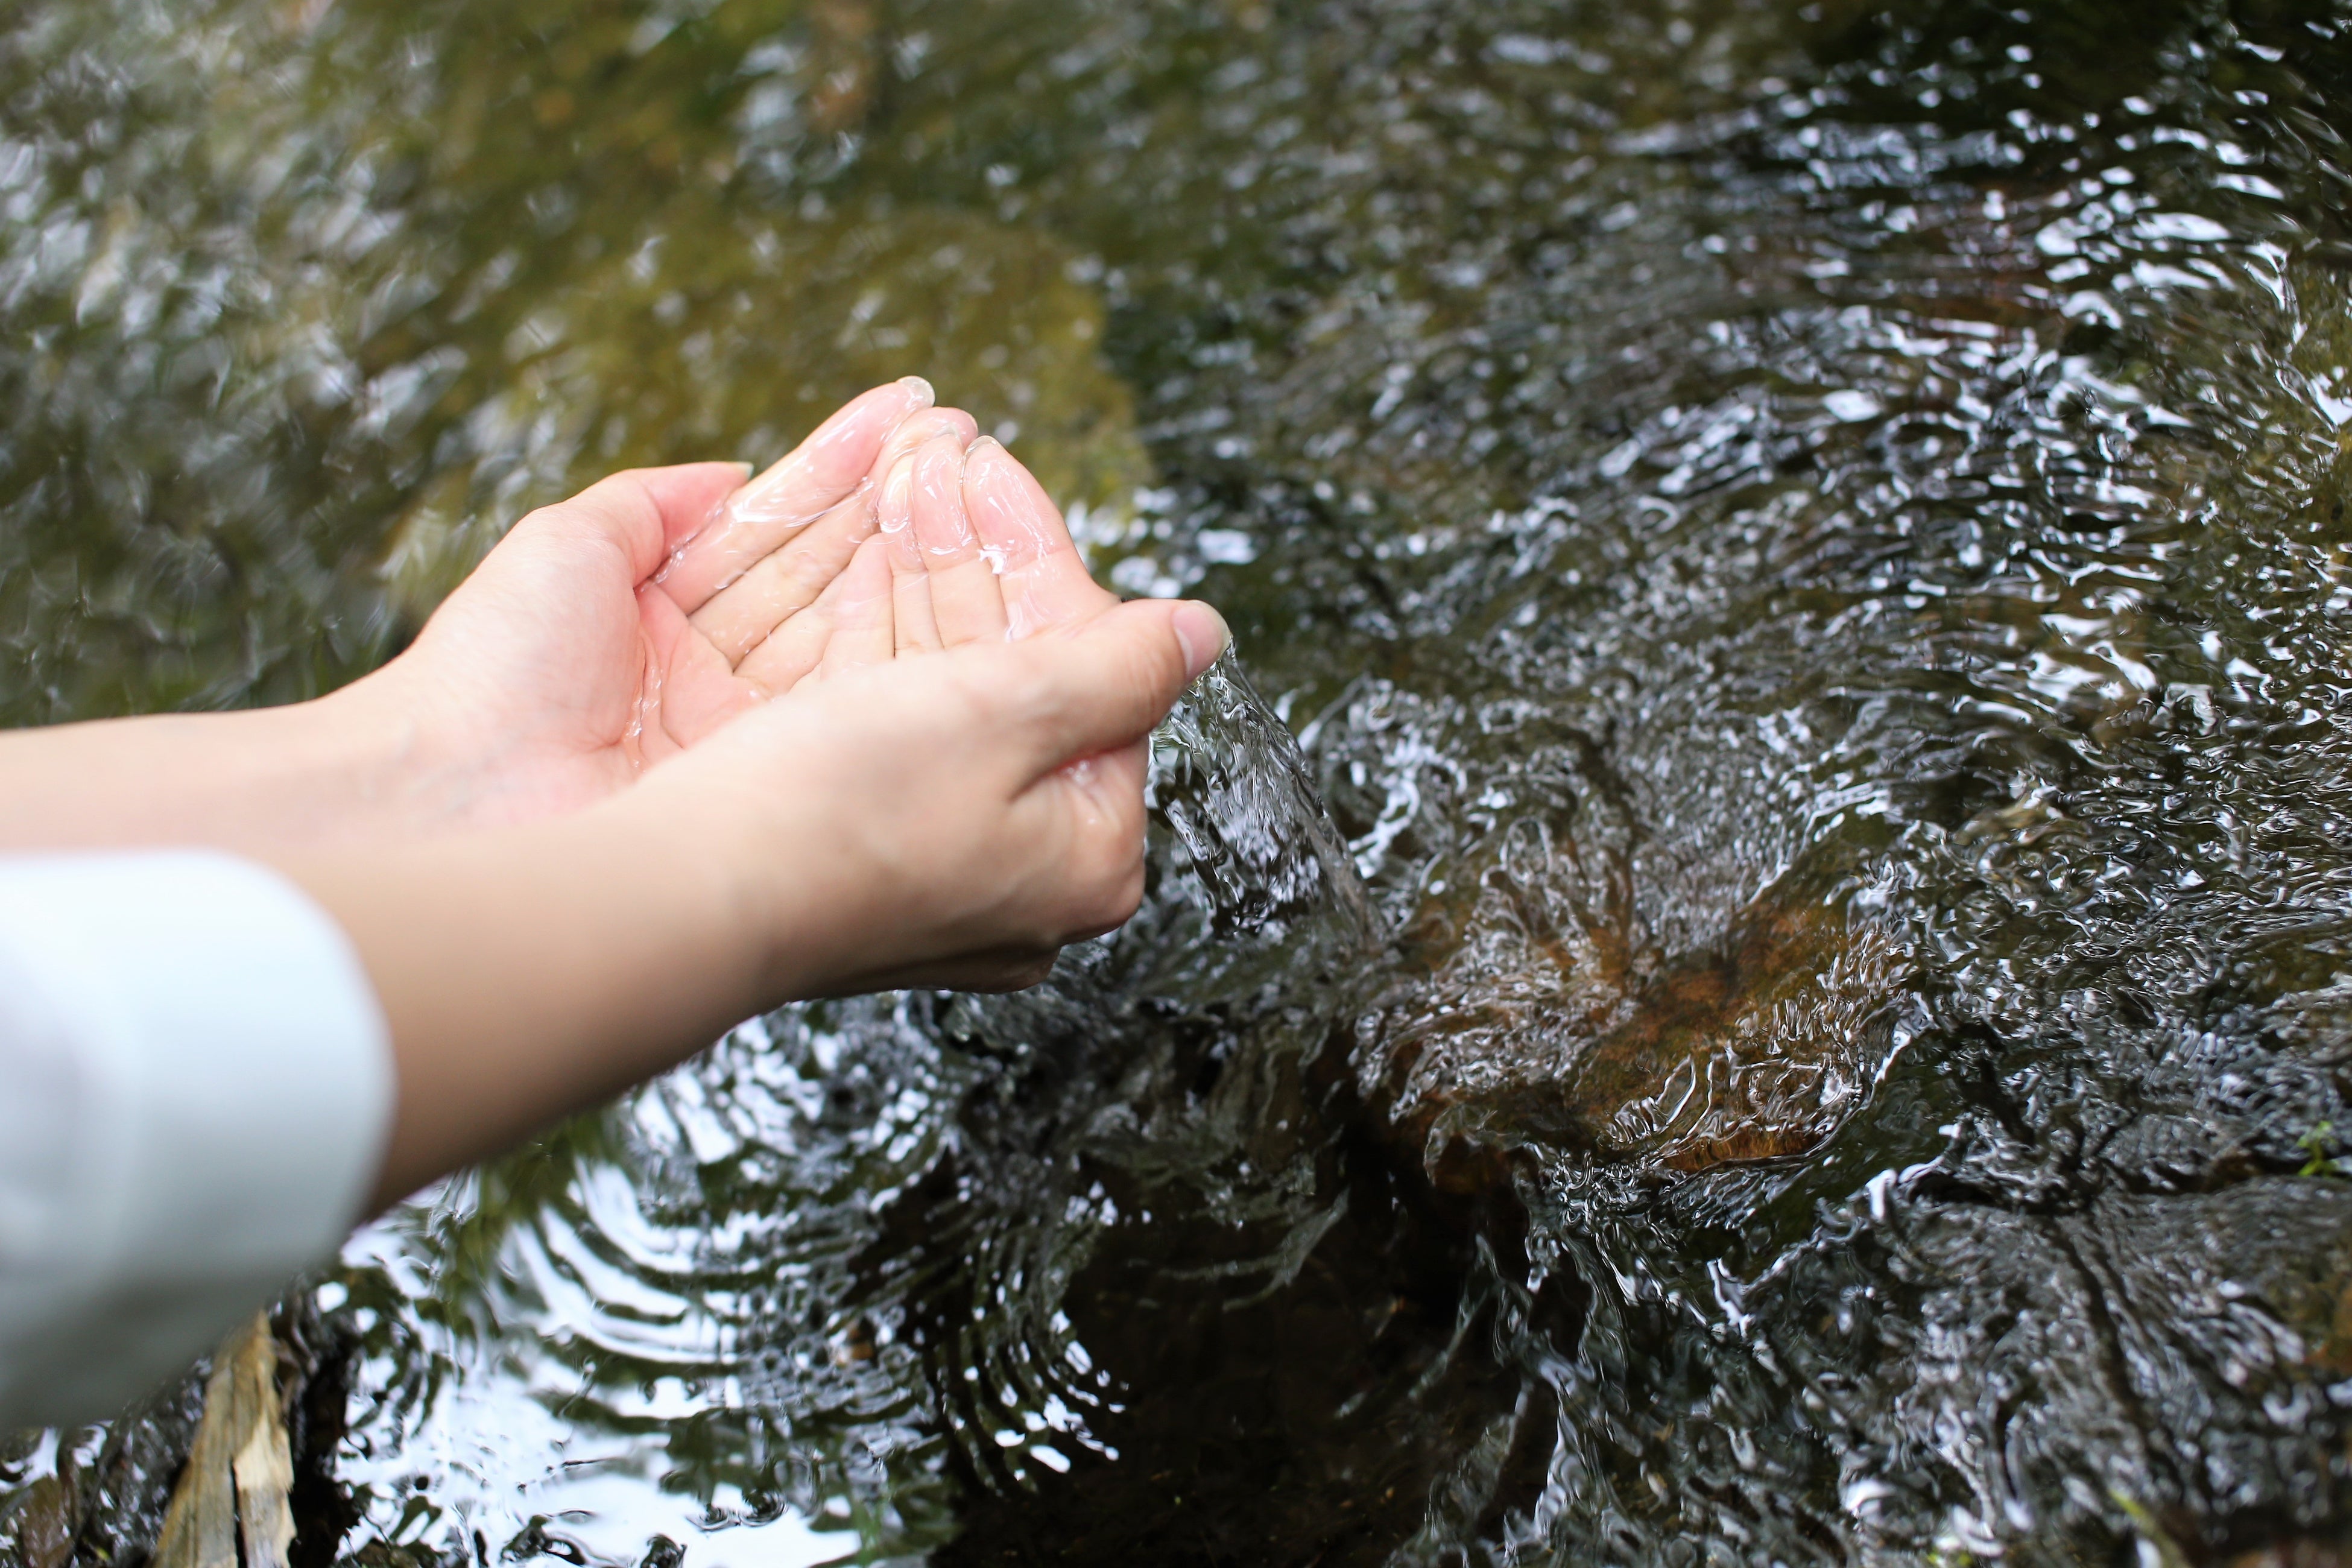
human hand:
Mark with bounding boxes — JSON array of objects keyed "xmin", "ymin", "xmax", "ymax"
[
  {"xmin": 338, "ymin": 378, "xmax": 985, "ymax": 827},
  {"xmin": 353, "ymin": 393, "xmax": 1141, "ymax": 989},
  {"xmin": 653, "ymin": 591, "xmax": 1225, "ymax": 993},
  {"xmin": 681, "ymin": 428, "xmax": 1123, "ymax": 692},
  {"xmin": 0, "ymin": 382, "xmax": 1126, "ymax": 858},
  {"xmin": 298, "ymin": 593, "xmax": 1230, "ymax": 1204},
  {"xmin": 684, "ymin": 427, "xmax": 1145, "ymax": 988}
]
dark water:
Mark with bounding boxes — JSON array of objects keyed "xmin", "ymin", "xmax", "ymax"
[{"xmin": 8, "ymin": 0, "xmax": 2352, "ymax": 1563}]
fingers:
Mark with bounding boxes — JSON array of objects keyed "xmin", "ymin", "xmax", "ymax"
[
  {"xmin": 686, "ymin": 404, "xmax": 979, "ymax": 666},
  {"xmin": 1023, "ymin": 739, "xmax": 1151, "ymax": 946},
  {"xmin": 961, "ymin": 438, "xmax": 1119, "ymax": 639},
  {"xmin": 908, "ymin": 434, "xmax": 1010, "ymax": 646},
  {"xmin": 881, "ymin": 431, "xmax": 1116, "ymax": 657},
  {"xmin": 879, "ymin": 452, "xmax": 944, "ymax": 655},
  {"xmin": 685, "ymin": 482, "xmax": 877, "ymax": 663},
  {"xmin": 736, "ymin": 533, "xmax": 896, "ymax": 694},
  {"xmin": 657, "ymin": 376, "xmax": 935, "ymax": 610},
  {"xmin": 1058, "ymin": 739, "xmax": 1151, "ymax": 839},
  {"xmin": 874, "ymin": 405, "xmax": 980, "ymax": 478},
  {"xmin": 815, "ymin": 536, "xmax": 897, "ymax": 680},
  {"xmin": 990, "ymin": 598, "xmax": 1230, "ymax": 780}
]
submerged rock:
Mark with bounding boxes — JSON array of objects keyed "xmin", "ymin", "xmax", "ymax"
[{"xmin": 1361, "ymin": 823, "xmax": 1909, "ymax": 1186}]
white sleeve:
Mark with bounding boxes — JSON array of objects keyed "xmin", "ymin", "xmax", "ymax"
[{"xmin": 0, "ymin": 850, "xmax": 393, "ymax": 1428}]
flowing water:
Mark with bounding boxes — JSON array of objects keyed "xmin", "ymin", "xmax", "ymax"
[{"xmin": 7, "ymin": 0, "xmax": 2352, "ymax": 1563}]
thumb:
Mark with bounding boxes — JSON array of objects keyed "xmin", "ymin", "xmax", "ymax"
[
  {"xmin": 1002, "ymin": 599, "xmax": 1229, "ymax": 777},
  {"xmin": 516, "ymin": 462, "xmax": 752, "ymax": 583}
]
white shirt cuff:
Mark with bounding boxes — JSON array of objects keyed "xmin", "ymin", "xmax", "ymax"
[{"xmin": 0, "ymin": 850, "xmax": 393, "ymax": 1427}]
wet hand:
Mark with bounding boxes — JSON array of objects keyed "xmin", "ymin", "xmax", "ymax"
[
  {"xmin": 686, "ymin": 431, "xmax": 1142, "ymax": 986},
  {"xmin": 297, "ymin": 593, "xmax": 1230, "ymax": 1204},
  {"xmin": 631, "ymin": 593, "xmax": 1230, "ymax": 999},
  {"xmin": 683, "ymin": 427, "xmax": 1124, "ymax": 691},
  {"xmin": 348, "ymin": 378, "xmax": 980, "ymax": 826}
]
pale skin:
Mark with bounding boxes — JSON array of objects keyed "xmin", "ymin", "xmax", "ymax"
[{"xmin": 0, "ymin": 378, "xmax": 1226, "ymax": 1210}]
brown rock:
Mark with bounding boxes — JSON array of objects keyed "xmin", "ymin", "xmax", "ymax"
[{"xmin": 1365, "ymin": 854, "xmax": 1905, "ymax": 1186}]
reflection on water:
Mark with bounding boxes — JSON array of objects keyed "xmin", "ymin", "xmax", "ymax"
[{"xmin": 8, "ymin": 0, "xmax": 2352, "ymax": 1562}]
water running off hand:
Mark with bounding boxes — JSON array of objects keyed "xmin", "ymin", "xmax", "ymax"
[{"xmin": 1146, "ymin": 650, "xmax": 1371, "ymax": 948}]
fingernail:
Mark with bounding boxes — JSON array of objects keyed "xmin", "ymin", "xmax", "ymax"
[
  {"xmin": 965, "ymin": 434, "xmax": 1001, "ymax": 457},
  {"xmin": 964, "ymin": 437, "xmax": 1011, "ymax": 494},
  {"xmin": 898, "ymin": 375, "xmax": 936, "ymax": 406},
  {"xmin": 1172, "ymin": 601, "xmax": 1231, "ymax": 681},
  {"xmin": 730, "ymin": 460, "xmax": 756, "ymax": 479}
]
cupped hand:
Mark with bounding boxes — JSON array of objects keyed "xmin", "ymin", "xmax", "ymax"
[
  {"xmin": 329, "ymin": 374, "xmax": 1160, "ymax": 993},
  {"xmin": 684, "ymin": 431, "xmax": 1143, "ymax": 988},
  {"xmin": 337, "ymin": 378, "xmax": 981, "ymax": 827},
  {"xmin": 315, "ymin": 590, "xmax": 1230, "ymax": 1207},
  {"xmin": 684, "ymin": 427, "xmax": 1124, "ymax": 690},
  {"xmin": 633, "ymin": 592, "xmax": 1229, "ymax": 999}
]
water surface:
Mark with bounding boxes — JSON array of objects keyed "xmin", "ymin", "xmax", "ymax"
[{"xmin": 6, "ymin": 1, "xmax": 2352, "ymax": 1563}]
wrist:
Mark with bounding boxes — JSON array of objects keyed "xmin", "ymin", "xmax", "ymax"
[
  {"xmin": 307, "ymin": 664, "xmax": 488, "ymax": 835},
  {"xmin": 284, "ymin": 681, "xmax": 432, "ymax": 827},
  {"xmin": 604, "ymin": 757, "xmax": 841, "ymax": 1002}
]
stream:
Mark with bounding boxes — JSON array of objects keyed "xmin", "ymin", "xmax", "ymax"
[{"xmin": 5, "ymin": 0, "xmax": 2352, "ymax": 1563}]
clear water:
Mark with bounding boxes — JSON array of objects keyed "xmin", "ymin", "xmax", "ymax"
[{"xmin": 6, "ymin": 0, "xmax": 2352, "ymax": 1564}]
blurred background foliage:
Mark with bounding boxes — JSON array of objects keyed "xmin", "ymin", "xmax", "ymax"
[{"xmin": 0, "ymin": 0, "xmax": 1152, "ymax": 721}]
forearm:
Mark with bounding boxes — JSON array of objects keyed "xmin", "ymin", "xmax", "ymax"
[
  {"xmin": 275, "ymin": 801, "xmax": 786, "ymax": 1211},
  {"xmin": 0, "ymin": 685, "xmax": 420, "ymax": 853}
]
